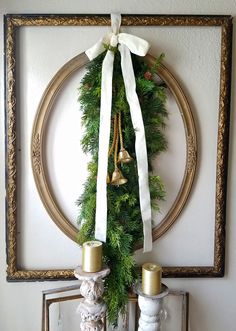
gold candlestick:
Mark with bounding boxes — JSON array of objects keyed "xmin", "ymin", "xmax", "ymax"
[
  {"xmin": 82, "ymin": 241, "xmax": 102, "ymax": 273},
  {"xmin": 142, "ymin": 263, "xmax": 162, "ymax": 296}
]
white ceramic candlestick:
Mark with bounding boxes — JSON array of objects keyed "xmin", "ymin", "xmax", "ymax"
[
  {"xmin": 74, "ymin": 265, "xmax": 110, "ymax": 331},
  {"xmin": 135, "ymin": 283, "xmax": 169, "ymax": 331}
]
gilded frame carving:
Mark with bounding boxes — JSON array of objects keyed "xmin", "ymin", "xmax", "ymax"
[{"xmin": 5, "ymin": 14, "xmax": 232, "ymax": 281}]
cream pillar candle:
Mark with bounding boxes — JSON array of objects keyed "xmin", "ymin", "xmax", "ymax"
[
  {"xmin": 142, "ymin": 263, "xmax": 162, "ymax": 296},
  {"xmin": 82, "ymin": 241, "xmax": 102, "ymax": 272}
]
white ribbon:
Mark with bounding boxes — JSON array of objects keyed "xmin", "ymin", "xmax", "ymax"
[{"xmin": 85, "ymin": 13, "xmax": 152, "ymax": 252}]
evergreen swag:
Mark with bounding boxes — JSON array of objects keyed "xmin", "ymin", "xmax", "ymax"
[{"xmin": 77, "ymin": 49, "xmax": 168, "ymax": 325}]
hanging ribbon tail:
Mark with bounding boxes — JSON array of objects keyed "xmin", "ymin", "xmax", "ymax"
[
  {"xmin": 94, "ymin": 14, "xmax": 121, "ymax": 243},
  {"xmin": 119, "ymin": 43, "xmax": 153, "ymax": 252},
  {"xmin": 86, "ymin": 13, "xmax": 153, "ymax": 251},
  {"xmin": 94, "ymin": 49, "xmax": 115, "ymax": 243}
]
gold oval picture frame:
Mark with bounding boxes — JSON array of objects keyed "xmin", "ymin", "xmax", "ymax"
[{"xmin": 31, "ymin": 52, "xmax": 197, "ymax": 244}]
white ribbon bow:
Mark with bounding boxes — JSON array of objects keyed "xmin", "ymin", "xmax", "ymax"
[{"xmin": 85, "ymin": 13, "xmax": 152, "ymax": 252}]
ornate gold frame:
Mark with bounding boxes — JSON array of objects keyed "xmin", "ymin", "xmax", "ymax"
[{"xmin": 5, "ymin": 14, "xmax": 232, "ymax": 280}]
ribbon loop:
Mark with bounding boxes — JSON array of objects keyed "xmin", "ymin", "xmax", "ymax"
[
  {"xmin": 85, "ymin": 13, "xmax": 153, "ymax": 252},
  {"xmin": 111, "ymin": 13, "xmax": 121, "ymax": 34}
]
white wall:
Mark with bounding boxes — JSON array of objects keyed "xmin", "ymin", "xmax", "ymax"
[{"xmin": 0, "ymin": 1, "xmax": 236, "ymax": 331}]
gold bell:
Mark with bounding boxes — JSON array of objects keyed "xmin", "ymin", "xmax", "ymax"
[
  {"xmin": 110, "ymin": 167, "xmax": 127, "ymax": 186},
  {"xmin": 117, "ymin": 148, "xmax": 133, "ymax": 164},
  {"xmin": 106, "ymin": 174, "xmax": 111, "ymax": 184}
]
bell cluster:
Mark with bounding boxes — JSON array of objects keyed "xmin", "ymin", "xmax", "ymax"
[{"xmin": 107, "ymin": 112, "xmax": 133, "ymax": 186}]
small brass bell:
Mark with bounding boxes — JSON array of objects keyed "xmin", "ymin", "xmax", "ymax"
[
  {"xmin": 117, "ymin": 148, "xmax": 133, "ymax": 164},
  {"xmin": 110, "ymin": 167, "xmax": 127, "ymax": 186},
  {"xmin": 106, "ymin": 174, "xmax": 111, "ymax": 184}
]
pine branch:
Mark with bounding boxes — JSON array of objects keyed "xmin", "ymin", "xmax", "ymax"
[{"xmin": 77, "ymin": 51, "xmax": 168, "ymax": 325}]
